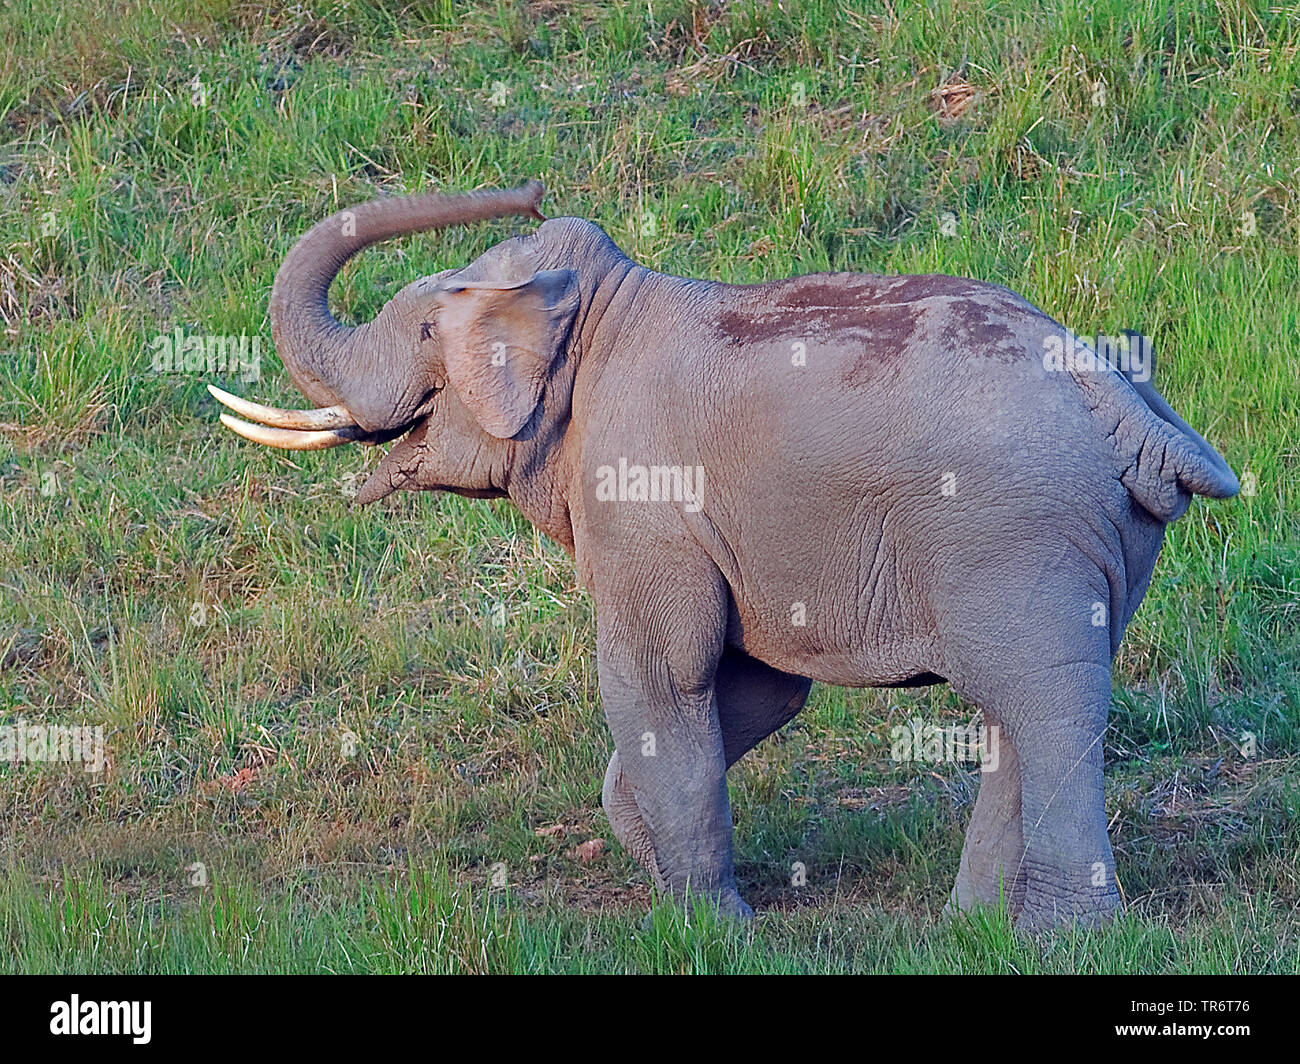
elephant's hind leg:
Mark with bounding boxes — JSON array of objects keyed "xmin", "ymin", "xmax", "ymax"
[
  {"xmin": 936, "ymin": 542, "xmax": 1121, "ymax": 931},
  {"xmin": 948, "ymin": 658, "xmax": 1119, "ymax": 932},
  {"xmin": 946, "ymin": 713, "xmax": 1027, "ymax": 919}
]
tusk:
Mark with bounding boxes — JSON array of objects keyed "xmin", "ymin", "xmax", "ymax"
[
  {"xmin": 218, "ymin": 412, "xmax": 359, "ymax": 450},
  {"xmin": 207, "ymin": 384, "xmax": 355, "ymax": 430}
]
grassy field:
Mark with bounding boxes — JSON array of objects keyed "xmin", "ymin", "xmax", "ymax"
[{"xmin": 0, "ymin": 0, "xmax": 1297, "ymax": 973}]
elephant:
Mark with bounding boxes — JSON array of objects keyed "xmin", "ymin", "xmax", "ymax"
[{"xmin": 211, "ymin": 181, "xmax": 1238, "ymax": 930}]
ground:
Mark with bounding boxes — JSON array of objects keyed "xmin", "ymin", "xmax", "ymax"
[{"xmin": 0, "ymin": 0, "xmax": 1297, "ymax": 973}]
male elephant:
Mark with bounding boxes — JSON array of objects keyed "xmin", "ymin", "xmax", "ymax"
[{"xmin": 212, "ymin": 182, "xmax": 1237, "ymax": 929}]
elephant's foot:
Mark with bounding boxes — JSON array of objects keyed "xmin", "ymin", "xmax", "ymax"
[
  {"xmin": 701, "ymin": 886, "xmax": 754, "ymax": 921},
  {"xmin": 1014, "ymin": 881, "xmax": 1121, "ymax": 933},
  {"xmin": 603, "ymin": 751, "xmax": 754, "ymax": 921},
  {"xmin": 640, "ymin": 888, "xmax": 753, "ymax": 932},
  {"xmin": 602, "ymin": 751, "xmax": 666, "ymax": 890},
  {"xmin": 646, "ymin": 885, "xmax": 754, "ymax": 923}
]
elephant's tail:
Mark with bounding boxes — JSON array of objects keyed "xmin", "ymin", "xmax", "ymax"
[{"xmin": 1070, "ymin": 351, "xmax": 1238, "ymax": 522}]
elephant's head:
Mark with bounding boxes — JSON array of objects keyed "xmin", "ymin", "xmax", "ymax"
[{"xmin": 212, "ymin": 182, "xmax": 604, "ymax": 507}]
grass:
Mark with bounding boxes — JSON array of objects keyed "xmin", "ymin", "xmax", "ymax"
[
  {"xmin": 2, "ymin": 867, "xmax": 1293, "ymax": 974},
  {"xmin": 0, "ymin": 0, "xmax": 1297, "ymax": 973}
]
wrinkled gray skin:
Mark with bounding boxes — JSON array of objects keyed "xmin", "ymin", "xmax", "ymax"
[{"xmin": 244, "ymin": 183, "xmax": 1238, "ymax": 930}]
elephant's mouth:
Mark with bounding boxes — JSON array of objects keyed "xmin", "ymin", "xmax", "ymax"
[{"xmin": 207, "ymin": 384, "xmax": 411, "ymax": 450}]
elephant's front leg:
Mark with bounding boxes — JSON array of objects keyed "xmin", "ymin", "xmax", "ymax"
[
  {"xmin": 595, "ymin": 569, "xmax": 749, "ymax": 917},
  {"xmin": 603, "ymin": 649, "xmax": 812, "ymax": 894}
]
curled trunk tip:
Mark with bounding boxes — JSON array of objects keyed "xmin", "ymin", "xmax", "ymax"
[{"xmin": 267, "ymin": 180, "xmax": 549, "ymax": 413}]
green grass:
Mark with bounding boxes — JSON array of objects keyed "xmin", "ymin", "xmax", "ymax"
[
  {"xmin": 1, "ymin": 0, "xmax": 1297, "ymax": 973},
  {"xmin": 2, "ymin": 867, "xmax": 1294, "ymax": 974}
]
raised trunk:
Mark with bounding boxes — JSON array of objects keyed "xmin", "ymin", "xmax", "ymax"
[{"xmin": 267, "ymin": 181, "xmax": 546, "ymax": 415}]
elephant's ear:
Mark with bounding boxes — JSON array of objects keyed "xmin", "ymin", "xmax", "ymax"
[{"xmin": 431, "ymin": 269, "xmax": 579, "ymax": 439}]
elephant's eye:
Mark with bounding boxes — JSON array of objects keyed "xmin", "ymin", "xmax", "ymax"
[{"xmin": 419, "ymin": 322, "xmax": 434, "ymax": 341}]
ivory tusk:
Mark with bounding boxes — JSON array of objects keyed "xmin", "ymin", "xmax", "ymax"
[
  {"xmin": 207, "ymin": 384, "xmax": 355, "ymax": 430},
  {"xmin": 217, "ymin": 412, "xmax": 358, "ymax": 450}
]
